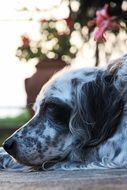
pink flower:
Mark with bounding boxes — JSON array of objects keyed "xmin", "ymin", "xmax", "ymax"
[
  {"xmin": 64, "ymin": 17, "xmax": 73, "ymax": 28},
  {"xmin": 21, "ymin": 34, "xmax": 30, "ymax": 47},
  {"xmin": 94, "ymin": 26, "xmax": 106, "ymax": 43},
  {"xmin": 40, "ymin": 19, "xmax": 49, "ymax": 23},
  {"xmin": 96, "ymin": 4, "xmax": 109, "ymax": 27},
  {"xmin": 94, "ymin": 4, "xmax": 120, "ymax": 43}
]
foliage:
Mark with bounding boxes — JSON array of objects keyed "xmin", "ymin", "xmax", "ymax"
[
  {"xmin": 16, "ymin": 0, "xmax": 127, "ymax": 64},
  {"xmin": 0, "ymin": 110, "xmax": 30, "ymax": 128},
  {"xmin": 16, "ymin": 20, "xmax": 78, "ymax": 63},
  {"xmin": 72, "ymin": 0, "xmax": 127, "ymax": 26}
]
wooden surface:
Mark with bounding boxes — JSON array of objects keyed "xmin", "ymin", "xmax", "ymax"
[{"xmin": 0, "ymin": 169, "xmax": 127, "ymax": 190}]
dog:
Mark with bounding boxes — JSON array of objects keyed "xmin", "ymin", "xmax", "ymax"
[{"xmin": 1, "ymin": 54, "xmax": 127, "ymax": 171}]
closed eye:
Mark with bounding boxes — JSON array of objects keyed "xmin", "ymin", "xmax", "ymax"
[{"xmin": 41, "ymin": 98, "xmax": 71, "ymax": 125}]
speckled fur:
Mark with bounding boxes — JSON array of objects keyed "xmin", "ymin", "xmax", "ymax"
[{"xmin": 1, "ymin": 54, "xmax": 127, "ymax": 171}]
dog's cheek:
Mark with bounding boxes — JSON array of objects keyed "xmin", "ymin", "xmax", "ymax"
[
  {"xmin": 61, "ymin": 134, "xmax": 73, "ymax": 150},
  {"xmin": 14, "ymin": 138, "xmax": 46, "ymax": 165},
  {"xmin": 40, "ymin": 134, "xmax": 73, "ymax": 160}
]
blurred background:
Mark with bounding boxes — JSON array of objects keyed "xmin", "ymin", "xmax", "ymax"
[{"xmin": 0, "ymin": 0, "xmax": 127, "ymax": 145}]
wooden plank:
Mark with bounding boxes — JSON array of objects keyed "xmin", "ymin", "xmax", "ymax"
[{"xmin": 0, "ymin": 169, "xmax": 127, "ymax": 190}]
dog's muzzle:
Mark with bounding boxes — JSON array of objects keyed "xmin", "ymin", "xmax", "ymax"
[{"xmin": 3, "ymin": 137, "xmax": 17, "ymax": 157}]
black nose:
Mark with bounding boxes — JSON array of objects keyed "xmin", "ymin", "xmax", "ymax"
[{"xmin": 3, "ymin": 138, "xmax": 17, "ymax": 155}]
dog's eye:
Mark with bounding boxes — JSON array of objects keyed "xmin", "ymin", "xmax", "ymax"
[{"xmin": 45, "ymin": 102, "xmax": 71, "ymax": 124}]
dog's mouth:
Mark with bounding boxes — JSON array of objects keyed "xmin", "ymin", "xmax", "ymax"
[
  {"xmin": 8, "ymin": 145, "xmax": 71, "ymax": 170},
  {"xmin": 21, "ymin": 156, "xmax": 63, "ymax": 171},
  {"xmin": 13, "ymin": 154, "xmax": 63, "ymax": 171},
  {"xmin": 41, "ymin": 156, "xmax": 62, "ymax": 171},
  {"xmin": 31, "ymin": 154, "xmax": 70, "ymax": 171},
  {"xmin": 40, "ymin": 151, "xmax": 71, "ymax": 171}
]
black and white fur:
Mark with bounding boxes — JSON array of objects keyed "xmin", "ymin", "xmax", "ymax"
[{"xmin": 1, "ymin": 54, "xmax": 127, "ymax": 171}]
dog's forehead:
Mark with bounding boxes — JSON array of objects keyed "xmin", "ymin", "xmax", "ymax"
[{"xmin": 37, "ymin": 67, "xmax": 98, "ymax": 104}]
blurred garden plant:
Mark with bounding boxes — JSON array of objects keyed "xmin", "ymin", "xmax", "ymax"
[
  {"xmin": 16, "ymin": 0, "xmax": 127, "ymax": 65},
  {"xmin": 16, "ymin": 19, "xmax": 78, "ymax": 63},
  {"xmin": 94, "ymin": 4, "xmax": 121, "ymax": 43}
]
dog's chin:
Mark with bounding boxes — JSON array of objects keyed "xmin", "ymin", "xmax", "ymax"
[
  {"xmin": 12, "ymin": 154, "xmax": 62, "ymax": 169},
  {"xmin": 10, "ymin": 154, "xmax": 42, "ymax": 167}
]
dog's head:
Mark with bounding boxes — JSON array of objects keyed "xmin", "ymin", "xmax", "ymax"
[{"xmin": 3, "ymin": 66, "xmax": 123, "ymax": 167}]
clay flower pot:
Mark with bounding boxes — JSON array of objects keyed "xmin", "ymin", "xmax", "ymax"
[{"xmin": 25, "ymin": 59, "xmax": 67, "ymax": 116}]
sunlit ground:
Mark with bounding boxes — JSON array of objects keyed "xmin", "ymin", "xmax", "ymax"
[{"xmin": 0, "ymin": 0, "xmax": 127, "ymax": 117}]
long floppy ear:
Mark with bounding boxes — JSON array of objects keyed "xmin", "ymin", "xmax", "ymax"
[{"xmin": 70, "ymin": 72, "xmax": 123, "ymax": 148}]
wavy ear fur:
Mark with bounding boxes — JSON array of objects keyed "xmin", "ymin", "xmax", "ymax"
[{"xmin": 70, "ymin": 71, "xmax": 123, "ymax": 148}]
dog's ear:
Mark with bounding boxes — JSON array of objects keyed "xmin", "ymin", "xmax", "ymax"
[
  {"xmin": 106, "ymin": 54, "xmax": 127, "ymax": 77},
  {"xmin": 70, "ymin": 72, "xmax": 123, "ymax": 148}
]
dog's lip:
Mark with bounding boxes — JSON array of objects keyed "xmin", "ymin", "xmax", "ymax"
[
  {"xmin": 41, "ymin": 156, "xmax": 62, "ymax": 170},
  {"xmin": 13, "ymin": 157, "xmax": 41, "ymax": 167},
  {"xmin": 14, "ymin": 156, "xmax": 62, "ymax": 170},
  {"xmin": 13, "ymin": 153, "xmax": 60, "ymax": 165}
]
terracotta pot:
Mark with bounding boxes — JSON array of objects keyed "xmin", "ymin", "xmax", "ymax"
[{"xmin": 25, "ymin": 59, "xmax": 67, "ymax": 117}]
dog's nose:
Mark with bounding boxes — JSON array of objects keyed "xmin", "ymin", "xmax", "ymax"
[{"xmin": 3, "ymin": 138, "xmax": 17, "ymax": 155}]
